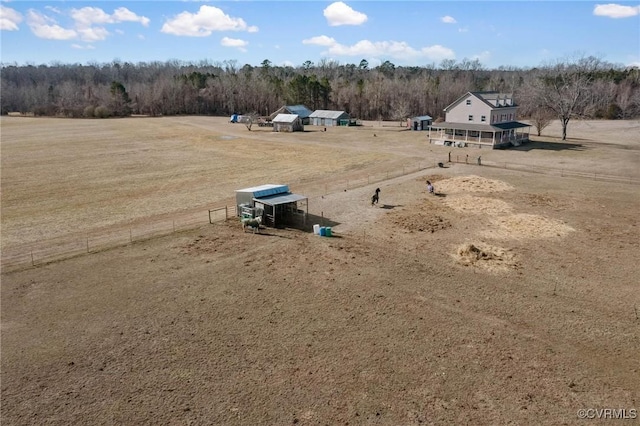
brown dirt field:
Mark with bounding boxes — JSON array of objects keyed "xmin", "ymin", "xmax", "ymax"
[{"xmin": 1, "ymin": 118, "xmax": 640, "ymax": 425}]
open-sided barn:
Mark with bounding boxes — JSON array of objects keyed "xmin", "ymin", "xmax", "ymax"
[{"xmin": 235, "ymin": 184, "xmax": 308, "ymax": 228}]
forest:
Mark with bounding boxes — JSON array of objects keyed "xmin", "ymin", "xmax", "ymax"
[{"xmin": 2, "ymin": 56, "xmax": 639, "ymax": 128}]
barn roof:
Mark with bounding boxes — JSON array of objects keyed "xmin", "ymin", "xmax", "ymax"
[
  {"xmin": 236, "ymin": 184, "xmax": 289, "ymax": 198},
  {"xmin": 272, "ymin": 113, "xmax": 299, "ymax": 123},
  {"xmin": 284, "ymin": 105, "xmax": 312, "ymax": 118},
  {"xmin": 309, "ymin": 110, "xmax": 349, "ymax": 119},
  {"xmin": 253, "ymin": 192, "xmax": 307, "ymax": 206},
  {"xmin": 411, "ymin": 115, "xmax": 432, "ymax": 121}
]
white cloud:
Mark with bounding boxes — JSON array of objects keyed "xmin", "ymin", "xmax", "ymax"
[
  {"xmin": 323, "ymin": 2, "xmax": 368, "ymax": 26},
  {"xmin": 70, "ymin": 7, "xmax": 113, "ymax": 27},
  {"xmin": 302, "ymin": 35, "xmax": 337, "ymax": 46},
  {"xmin": 303, "ymin": 35, "xmax": 455, "ymax": 62},
  {"xmin": 26, "ymin": 9, "xmax": 77, "ymax": 40},
  {"xmin": 24, "ymin": 6, "xmax": 149, "ymax": 42},
  {"xmin": 420, "ymin": 45, "xmax": 456, "ymax": 61},
  {"xmin": 44, "ymin": 6, "xmax": 62, "ymax": 15},
  {"xmin": 70, "ymin": 6, "xmax": 149, "ymax": 27},
  {"xmin": 71, "ymin": 43, "xmax": 96, "ymax": 50},
  {"xmin": 593, "ymin": 3, "xmax": 640, "ymax": 18},
  {"xmin": 161, "ymin": 5, "xmax": 258, "ymax": 37},
  {"xmin": 221, "ymin": 36, "xmax": 248, "ymax": 52},
  {"xmin": 441, "ymin": 15, "xmax": 457, "ymax": 24},
  {"xmin": 471, "ymin": 50, "xmax": 491, "ymax": 62},
  {"xmin": 77, "ymin": 26, "xmax": 110, "ymax": 42},
  {"xmin": 0, "ymin": 5, "xmax": 22, "ymax": 31},
  {"xmin": 112, "ymin": 7, "xmax": 150, "ymax": 26},
  {"xmin": 458, "ymin": 27, "xmax": 469, "ymax": 33}
]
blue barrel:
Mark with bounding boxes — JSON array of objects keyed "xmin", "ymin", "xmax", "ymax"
[{"xmin": 319, "ymin": 227, "xmax": 326, "ymax": 236}]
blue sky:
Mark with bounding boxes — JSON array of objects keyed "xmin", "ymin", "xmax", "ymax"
[{"xmin": 1, "ymin": 1, "xmax": 639, "ymax": 69}]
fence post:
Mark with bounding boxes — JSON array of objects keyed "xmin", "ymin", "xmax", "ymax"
[
  {"xmin": 225, "ymin": 206, "xmax": 228, "ymax": 220},
  {"xmin": 87, "ymin": 237, "xmax": 89, "ymax": 253},
  {"xmin": 173, "ymin": 220, "xmax": 175, "ymax": 232},
  {"xmin": 130, "ymin": 229, "xmax": 132, "ymax": 243},
  {"xmin": 31, "ymin": 251, "xmax": 34, "ymax": 266}
]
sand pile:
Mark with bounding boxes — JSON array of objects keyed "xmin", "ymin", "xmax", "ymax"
[
  {"xmin": 454, "ymin": 242, "xmax": 519, "ymax": 273},
  {"xmin": 435, "ymin": 175, "xmax": 514, "ymax": 194},
  {"xmin": 442, "ymin": 195, "xmax": 513, "ymax": 215},
  {"xmin": 483, "ymin": 213, "xmax": 575, "ymax": 239}
]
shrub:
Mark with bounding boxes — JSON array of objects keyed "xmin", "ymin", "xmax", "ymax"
[{"xmin": 94, "ymin": 106, "xmax": 112, "ymax": 118}]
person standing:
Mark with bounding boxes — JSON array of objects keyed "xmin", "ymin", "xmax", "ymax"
[{"xmin": 426, "ymin": 180, "xmax": 434, "ymax": 195}]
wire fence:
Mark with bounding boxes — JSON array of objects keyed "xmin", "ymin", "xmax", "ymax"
[
  {"xmin": 0, "ymin": 161, "xmax": 438, "ymax": 273},
  {"xmin": 2, "ymin": 157, "xmax": 638, "ymax": 273},
  {"xmin": 448, "ymin": 155, "xmax": 640, "ymax": 185}
]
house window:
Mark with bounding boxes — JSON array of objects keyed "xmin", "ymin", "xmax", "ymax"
[
  {"xmin": 481, "ymin": 115, "xmax": 486, "ymax": 122},
  {"xmin": 468, "ymin": 115, "xmax": 473, "ymax": 121},
  {"xmin": 466, "ymin": 99, "xmax": 471, "ymax": 105}
]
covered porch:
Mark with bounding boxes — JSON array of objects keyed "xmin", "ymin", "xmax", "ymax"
[{"xmin": 428, "ymin": 122, "xmax": 531, "ymax": 148}]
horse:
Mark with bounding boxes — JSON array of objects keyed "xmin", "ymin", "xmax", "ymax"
[
  {"xmin": 241, "ymin": 216, "xmax": 262, "ymax": 233},
  {"xmin": 371, "ymin": 188, "xmax": 381, "ymax": 206}
]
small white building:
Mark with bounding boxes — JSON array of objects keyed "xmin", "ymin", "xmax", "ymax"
[{"xmin": 272, "ymin": 113, "xmax": 304, "ymax": 132}]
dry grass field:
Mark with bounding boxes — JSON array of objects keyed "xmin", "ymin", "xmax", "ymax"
[{"xmin": 1, "ymin": 116, "xmax": 639, "ymax": 425}]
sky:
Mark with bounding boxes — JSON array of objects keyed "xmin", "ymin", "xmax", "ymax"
[{"xmin": 1, "ymin": 1, "xmax": 639, "ymax": 69}]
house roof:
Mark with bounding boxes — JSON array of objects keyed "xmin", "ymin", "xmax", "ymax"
[
  {"xmin": 272, "ymin": 113, "xmax": 300, "ymax": 123},
  {"xmin": 309, "ymin": 110, "xmax": 349, "ymax": 119},
  {"xmin": 429, "ymin": 121, "xmax": 531, "ymax": 132},
  {"xmin": 444, "ymin": 91, "xmax": 517, "ymax": 112}
]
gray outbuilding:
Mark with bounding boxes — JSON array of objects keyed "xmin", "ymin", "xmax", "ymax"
[
  {"xmin": 309, "ymin": 110, "xmax": 350, "ymax": 127},
  {"xmin": 408, "ymin": 115, "xmax": 433, "ymax": 130}
]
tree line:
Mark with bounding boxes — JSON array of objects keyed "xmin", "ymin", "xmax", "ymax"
[{"xmin": 2, "ymin": 56, "xmax": 639, "ymax": 139}]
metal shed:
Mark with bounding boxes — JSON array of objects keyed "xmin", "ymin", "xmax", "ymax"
[
  {"xmin": 235, "ymin": 184, "xmax": 308, "ymax": 228},
  {"xmin": 309, "ymin": 110, "xmax": 350, "ymax": 127},
  {"xmin": 408, "ymin": 115, "xmax": 433, "ymax": 130}
]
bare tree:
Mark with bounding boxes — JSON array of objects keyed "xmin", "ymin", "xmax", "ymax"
[
  {"xmin": 390, "ymin": 96, "xmax": 411, "ymax": 126},
  {"xmin": 530, "ymin": 108, "xmax": 554, "ymax": 136},
  {"xmin": 527, "ymin": 55, "xmax": 604, "ymax": 140}
]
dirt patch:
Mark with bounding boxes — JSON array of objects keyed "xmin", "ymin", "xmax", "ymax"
[
  {"xmin": 483, "ymin": 213, "xmax": 575, "ymax": 239},
  {"xmin": 435, "ymin": 175, "xmax": 514, "ymax": 194},
  {"xmin": 387, "ymin": 210, "xmax": 451, "ymax": 233}
]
